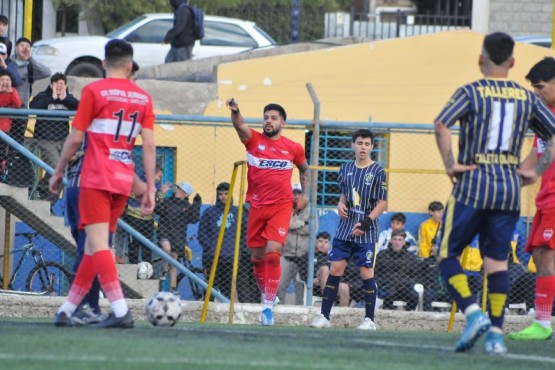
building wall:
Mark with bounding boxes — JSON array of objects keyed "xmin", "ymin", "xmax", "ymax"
[{"xmin": 488, "ymin": 0, "xmax": 553, "ymax": 36}]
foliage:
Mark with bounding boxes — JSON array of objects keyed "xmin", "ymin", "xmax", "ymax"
[{"xmin": 81, "ymin": 0, "xmax": 170, "ymax": 33}]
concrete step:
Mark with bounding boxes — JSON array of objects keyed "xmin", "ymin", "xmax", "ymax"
[
  {"xmin": 117, "ymin": 264, "xmax": 159, "ymax": 299},
  {"xmin": 0, "ymin": 183, "xmax": 75, "ymax": 257}
]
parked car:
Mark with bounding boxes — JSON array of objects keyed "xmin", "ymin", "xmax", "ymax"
[
  {"xmin": 514, "ymin": 35, "xmax": 552, "ymax": 48},
  {"xmin": 32, "ymin": 14, "xmax": 277, "ymax": 77}
]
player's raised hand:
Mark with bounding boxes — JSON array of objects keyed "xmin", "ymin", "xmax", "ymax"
[{"xmin": 226, "ymin": 98, "xmax": 239, "ymax": 112}]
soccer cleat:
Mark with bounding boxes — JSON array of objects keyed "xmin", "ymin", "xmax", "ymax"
[
  {"xmin": 454, "ymin": 311, "xmax": 491, "ymax": 352},
  {"xmin": 261, "ymin": 308, "xmax": 274, "ymax": 326},
  {"xmin": 71, "ymin": 307, "xmax": 108, "ymax": 326},
  {"xmin": 54, "ymin": 311, "xmax": 73, "ymax": 327},
  {"xmin": 92, "ymin": 310, "xmax": 134, "ymax": 329},
  {"xmin": 309, "ymin": 314, "xmax": 331, "ymax": 328},
  {"xmin": 484, "ymin": 332, "xmax": 508, "ymax": 355},
  {"xmin": 509, "ymin": 322, "xmax": 553, "ymax": 340},
  {"xmin": 356, "ymin": 317, "xmax": 377, "ymax": 330}
]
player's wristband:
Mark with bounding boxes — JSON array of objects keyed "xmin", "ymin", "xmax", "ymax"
[
  {"xmin": 231, "ymin": 109, "xmax": 240, "ymax": 115},
  {"xmin": 356, "ymin": 218, "xmax": 373, "ymax": 232}
]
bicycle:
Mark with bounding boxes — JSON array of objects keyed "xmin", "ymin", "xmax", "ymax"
[{"xmin": 0, "ymin": 232, "xmax": 73, "ymax": 296}]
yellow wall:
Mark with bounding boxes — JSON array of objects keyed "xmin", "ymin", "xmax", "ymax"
[{"xmin": 154, "ymin": 31, "xmax": 554, "ymax": 210}]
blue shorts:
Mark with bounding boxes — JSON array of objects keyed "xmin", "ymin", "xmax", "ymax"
[
  {"xmin": 439, "ymin": 195, "xmax": 519, "ymax": 261},
  {"xmin": 328, "ymin": 239, "xmax": 377, "ymax": 268}
]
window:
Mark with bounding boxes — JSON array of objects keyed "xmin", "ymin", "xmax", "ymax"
[
  {"xmin": 125, "ymin": 20, "xmax": 173, "ymax": 44},
  {"xmin": 306, "ymin": 130, "xmax": 388, "ymax": 207},
  {"xmin": 202, "ymin": 21, "xmax": 258, "ymax": 47}
]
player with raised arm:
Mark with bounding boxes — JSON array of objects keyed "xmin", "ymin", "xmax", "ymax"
[
  {"xmin": 310, "ymin": 129, "xmax": 387, "ymax": 330},
  {"xmin": 434, "ymin": 33, "xmax": 555, "ymax": 354},
  {"xmin": 226, "ymin": 98, "xmax": 309, "ymax": 326},
  {"xmin": 50, "ymin": 39, "xmax": 156, "ymax": 328}
]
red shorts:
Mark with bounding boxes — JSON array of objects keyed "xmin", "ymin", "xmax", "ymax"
[
  {"xmin": 247, "ymin": 202, "xmax": 293, "ymax": 247},
  {"xmin": 525, "ymin": 209, "xmax": 555, "ymax": 252},
  {"xmin": 79, "ymin": 188, "xmax": 128, "ymax": 232}
]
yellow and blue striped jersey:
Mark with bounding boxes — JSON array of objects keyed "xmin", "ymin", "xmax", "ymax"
[
  {"xmin": 436, "ymin": 78, "xmax": 555, "ymax": 211},
  {"xmin": 334, "ymin": 161, "xmax": 387, "ymax": 243}
]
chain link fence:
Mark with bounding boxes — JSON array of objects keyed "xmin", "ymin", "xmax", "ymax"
[{"xmin": 0, "ymin": 108, "xmax": 542, "ymax": 315}]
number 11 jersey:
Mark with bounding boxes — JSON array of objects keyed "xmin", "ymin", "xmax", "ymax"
[{"xmin": 72, "ymin": 77, "xmax": 155, "ymax": 196}]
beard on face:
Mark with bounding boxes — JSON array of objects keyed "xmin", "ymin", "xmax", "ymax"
[{"xmin": 264, "ymin": 126, "xmax": 280, "ymax": 137}]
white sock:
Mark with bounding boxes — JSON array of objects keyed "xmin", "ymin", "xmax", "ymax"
[
  {"xmin": 111, "ymin": 299, "xmax": 129, "ymax": 318},
  {"xmin": 536, "ymin": 320, "xmax": 551, "ymax": 328},
  {"xmin": 464, "ymin": 304, "xmax": 480, "ymax": 316},
  {"xmin": 58, "ymin": 301, "xmax": 78, "ymax": 316}
]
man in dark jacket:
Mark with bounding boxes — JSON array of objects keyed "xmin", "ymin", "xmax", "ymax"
[
  {"xmin": 157, "ymin": 181, "xmax": 201, "ymax": 292},
  {"xmin": 30, "ymin": 72, "xmax": 79, "ymax": 206},
  {"xmin": 375, "ymin": 229, "xmax": 424, "ymax": 310},
  {"xmin": 164, "ymin": 0, "xmax": 195, "ymax": 63},
  {"xmin": 198, "ymin": 182, "xmax": 251, "ymax": 301}
]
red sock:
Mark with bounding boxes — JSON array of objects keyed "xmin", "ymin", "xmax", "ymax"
[
  {"xmin": 535, "ymin": 275, "xmax": 555, "ymax": 321},
  {"xmin": 251, "ymin": 256, "xmax": 266, "ymax": 294},
  {"xmin": 264, "ymin": 252, "xmax": 281, "ymax": 302},
  {"xmin": 67, "ymin": 255, "xmax": 95, "ymax": 306},
  {"xmin": 92, "ymin": 250, "xmax": 124, "ymax": 302}
]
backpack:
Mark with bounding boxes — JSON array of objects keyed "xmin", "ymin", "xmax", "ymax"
[{"xmin": 185, "ymin": 5, "xmax": 205, "ymax": 40}]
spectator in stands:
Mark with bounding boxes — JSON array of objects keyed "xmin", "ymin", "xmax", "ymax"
[
  {"xmin": 0, "ymin": 42, "xmax": 21, "ymax": 87},
  {"xmin": 277, "ymin": 185, "xmax": 313, "ymax": 305},
  {"xmin": 11, "ymin": 37, "xmax": 50, "ymax": 109},
  {"xmin": 375, "ymin": 229, "xmax": 423, "ymax": 311},
  {"xmin": 313, "ymin": 231, "xmax": 356, "ymax": 306},
  {"xmin": 30, "ymin": 72, "xmax": 79, "ymax": 208},
  {"xmin": 377, "ymin": 212, "xmax": 417, "ymax": 254},
  {"xmin": 10, "ymin": 37, "xmax": 50, "ymax": 146},
  {"xmin": 0, "ymin": 70, "xmax": 21, "ymax": 164},
  {"xmin": 0, "ymin": 15, "xmax": 12, "ymax": 57},
  {"xmin": 156, "ymin": 181, "xmax": 201, "ymax": 292},
  {"xmin": 123, "ymin": 165, "xmax": 171, "ymax": 264},
  {"xmin": 198, "ymin": 182, "xmax": 248, "ymax": 300},
  {"xmin": 417, "ymin": 201, "xmax": 444, "ymax": 258}
]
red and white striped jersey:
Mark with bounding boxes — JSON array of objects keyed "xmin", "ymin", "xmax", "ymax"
[
  {"xmin": 72, "ymin": 78, "xmax": 155, "ymax": 195},
  {"xmin": 244, "ymin": 129, "xmax": 305, "ymax": 207}
]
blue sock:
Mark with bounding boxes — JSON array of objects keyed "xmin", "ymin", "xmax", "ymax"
[
  {"xmin": 321, "ymin": 275, "xmax": 341, "ymax": 320},
  {"xmin": 362, "ymin": 278, "xmax": 377, "ymax": 321},
  {"xmin": 486, "ymin": 271, "xmax": 508, "ymax": 330},
  {"xmin": 439, "ymin": 258, "xmax": 476, "ymax": 312}
]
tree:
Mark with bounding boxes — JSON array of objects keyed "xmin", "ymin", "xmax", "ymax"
[{"xmin": 52, "ymin": 0, "xmax": 79, "ymax": 36}]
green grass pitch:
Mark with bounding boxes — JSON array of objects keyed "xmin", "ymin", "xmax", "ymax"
[{"xmin": 1, "ymin": 318, "xmax": 554, "ymax": 370}]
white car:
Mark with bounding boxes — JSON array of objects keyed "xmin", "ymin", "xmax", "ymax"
[{"xmin": 32, "ymin": 13, "xmax": 277, "ymax": 77}]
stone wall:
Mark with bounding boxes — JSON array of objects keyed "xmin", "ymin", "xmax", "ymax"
[
  {"xmin": 489, "ymin": 0, "xmax": 553, "ymax": 36},
  {"xmin": 0, "ymin": 293, "xmax": 544, "ymax": 333}
]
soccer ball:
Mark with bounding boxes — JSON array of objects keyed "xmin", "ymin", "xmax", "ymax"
[
  {"xmin": 145, "ymin": 291, "xmax": 183, "ymax": 327},
  {"xmin": 137, "ymin": 261, "xmax": 153, "ymax": 280}
]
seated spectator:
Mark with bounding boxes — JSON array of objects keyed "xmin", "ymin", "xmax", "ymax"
[
  {"xmin": 375, "ymin": 229, "xmax": 423, "ymax": 310},
  {"xmin": 156, "ymin": 181, "xmax": 201, "ymax": 292},
  {"xmin": 417, "ymin": 201, "xmax": 444, "ymax": 258},
  {"xmin": 0, "ymin": 70, "xmax": 21, "ymax": 163},
  {"xmin": 377, "ymin": 212, "xmax": 417, "ymax": 254},
  {"xmin": 313, "ymin": 231, "xmax": 358, "ymax": 306}
]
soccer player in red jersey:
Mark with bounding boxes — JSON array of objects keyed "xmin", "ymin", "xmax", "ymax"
[
  {"xmin": 50, "ymin": 39, "xmax": 156, "ymax": 328},
  {"xmin": 510, "ymin": 57, "xmax": 555, "ymax": 341},
  {"xmin": 226, "ymin": 98, "xmax": 309, "ymax": 325}
]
